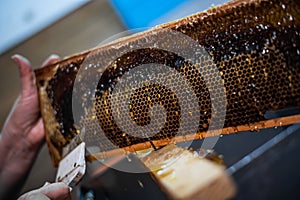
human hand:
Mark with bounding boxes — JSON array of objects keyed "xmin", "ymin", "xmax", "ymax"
[
  {"xmin": 2, "ymin": 54, "xmax": 60, "ymax": 153},
  {"xmin": 18, "ymin": 182, "xmax": 71, "ymax": 200},
  {"xmin": 0, "ymin": 54, "xmax": 60, "ymax": 199}
]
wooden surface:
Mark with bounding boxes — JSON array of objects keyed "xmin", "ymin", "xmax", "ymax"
[
  {"xmin": 85, "ymin": 114, "xmax": 300, "ymax": 161},
  {"xmin": 0, "ymin": 0, "xmax": 125, "ymax": 197}
]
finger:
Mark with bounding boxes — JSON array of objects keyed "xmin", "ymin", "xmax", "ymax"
[
  {"xmin": 44, "ymin": 187, "xmax": 71, "ymax": 200},
  {"xmin": 40, "ymin": 182, "xmax": 71, "ymax": 200},
  {"xmin": 18, "ymin": 192, "xmax": 50, "ymax": 200},
  {"xmin": 18, "ymin": 182, "xmax": 71, "ymax": 200},
  {"xmin": 42, "ymin": 54, "xmax": 60, "ymax": 67},
  {"xmin": 11, "ymin": 54, "xmax": 35, "ymax": 97},
  {"xmin": 43, "ymin": 182, "xmax": 50, "ymax": 187}
]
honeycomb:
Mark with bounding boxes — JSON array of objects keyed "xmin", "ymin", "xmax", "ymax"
[{"xmin": 35, "ymin": 0, "xmax": 300, "ymax": 165}]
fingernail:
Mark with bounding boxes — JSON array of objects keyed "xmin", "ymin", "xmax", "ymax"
[
  {"xmin": 11, "ymin": 54, "xmax": 31, "ymax": 66},
  {"xmin": 43, "ymin": 181, "xmax": 50, "ymax": 186},
  {"xmin": 11, "ymin": 54, "xmax": 20, "ymax": 65},
  {"xmin": 54, "ymin": 182, "xmax": 72, "ymax": 191},
  {"xmin": 48, "ymin": 54, "xmax": 60, "ymax": 60},
  {"xmin": 41, "ymin": 54, "xmax": 60, "ymax": 67}
]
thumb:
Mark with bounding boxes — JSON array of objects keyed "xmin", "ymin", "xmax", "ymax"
[
  {"xmin": 18, "ymin": 193, "xmax": 50, "ymax": 200},
  {"xmin": 40, "ymin": 182, "xmax": 71, "ymax": 200},
  {"xmin": 11, "ymin": 54, "xmax": 36, "ymax": 98},
  {"xmin": 18, "ymin": 182, "xmax": 71, "ymax": 200}
]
